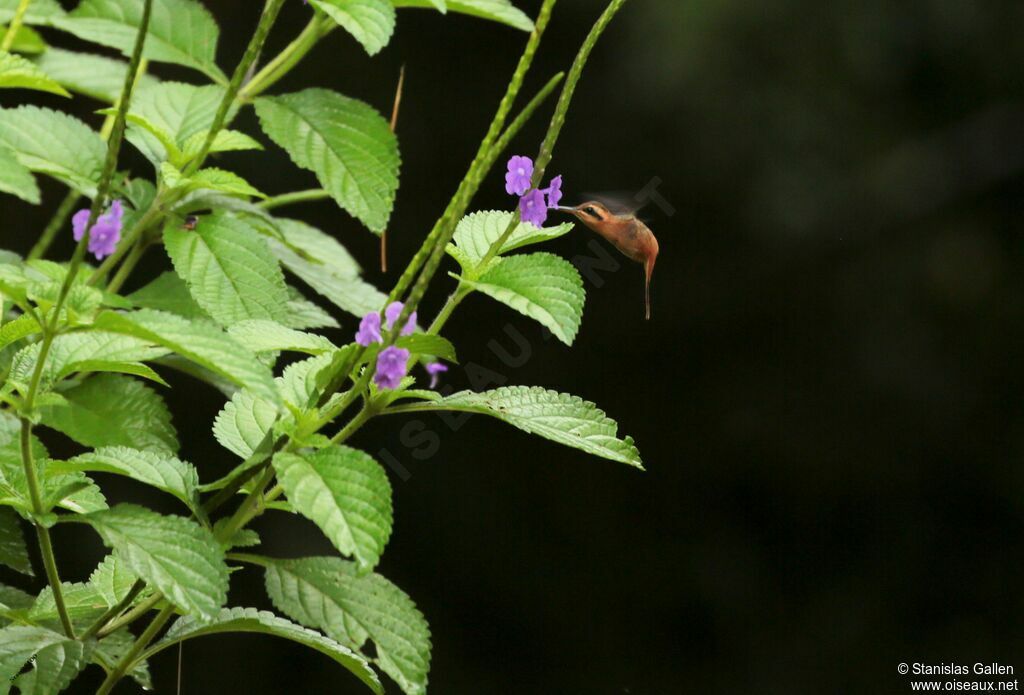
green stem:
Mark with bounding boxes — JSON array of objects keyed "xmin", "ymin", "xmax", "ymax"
[
  {"xmin": 487, "ymin": 71, "xmax": 565, "ymax": 175},
  {"xmin": 96, "ymin": 591, "xmax": 163, "ymax": 639},
  {"xmin": 96, "ymin": 605, "xmax": 174, "ymax": 695},
  {"xmin": 20, "ymin": 420, "xmax": 74, "ymax": 637},
  {"xmin": 426, "ymin": 284, "xmax": 471, "ymax": 335},
  {"xmin": 213, "ymin": 466, "xmax": 276, "ymax": 545},
  {"xmin": 186, "ymin": 0, "xmax": 286, "ymax": 175},
  {"xmin": 257, "ymin": 188, "xmax": 330, "ymax": 211},
  {"xmin": 81, "ymin": 579, "xmax": 145, "ymax": 641},
  {"xmin": 105, "ymin": 236, "xmax": 150, "ymax": 294},
  {"xmin": 328, "ymin": 404, "xmax": 374, "ymax": 446},
  {"xmin": 0, "ymin": 0, "xmax": 31, "ymax": 52},
  {"xmin": 238, "ymin": 15, "xmax": 330, "ymax": 102},
  {"xmin": 28, "ymin": 191, "xmax": 79, "ymax": 261}
]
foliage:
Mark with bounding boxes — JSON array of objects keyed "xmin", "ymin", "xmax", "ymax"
[{"xmin": 0, "ymin": 0, "xmax": 637, "ymax": 692}]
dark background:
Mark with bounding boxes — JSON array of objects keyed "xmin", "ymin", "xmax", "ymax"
[{"xmin": 4, "ymin": 0, "xmax": 1024, "ymax": 692}]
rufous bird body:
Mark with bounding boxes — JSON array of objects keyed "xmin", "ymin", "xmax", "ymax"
[{"xmin": 558, "ymin": 201, "xmax": 659, "ymax": 320}]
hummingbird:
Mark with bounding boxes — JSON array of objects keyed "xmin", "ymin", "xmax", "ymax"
[{"xmin": 557, "ymin": 200, "xmax": 660, "ymax": 320}]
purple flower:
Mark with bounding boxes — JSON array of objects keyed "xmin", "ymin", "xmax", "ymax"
[
  {"xmin": 519, "ymin": 189, "xmax": 549, "ymax": 227},
  {"xmin": 425, "ymin": 361, "xmax": 448, "ymax": 389},
  {"xmin": 544, "ymin": 175, "xmax": 563, "ymax": 209},
  {"xmin": 375, "ymin": 346, "xmax": 411, "ymax": 390},
  {"xmin": 355, "ymin": 312, "xmax": 382, "ymax": 346},
  {"xmin": 384, "ymin": 301, "xmax": 416, "ymax": 336},
  {"xmin": 72, "ymin": 200, "xmax": 124, "ymax": 260},
  {"xmin": 505, "ymin": 155, "xmax": 534, "ymax": 196}
]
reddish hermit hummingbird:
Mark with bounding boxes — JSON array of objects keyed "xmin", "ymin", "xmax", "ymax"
[{"xmin": 556, "ymin": 200, "xmax": 660, "ymax": 320}]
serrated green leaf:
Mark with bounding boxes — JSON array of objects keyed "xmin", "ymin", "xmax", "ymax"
[
  {"xmin": 164, "ymin": 213, "xmax": 289, "ymax": 327},
  {"xmin": 312, "ymin": 0, "xmax": 395, "ymax": 56},
  {"xmin": 261, "ymin": 556, "xmax": 430, "ymax": 695},
  {"xmin": 0, "ymin": 146, "xmax": 39, "ymax": 204},
  {"xmin": 143, "ymin": 607, "xmax": 382, "ymax": 693},
  {"xmin": 166, "ymin": 166, "xmax": 266, "ymax": 199},
  {"xmin": 0, "ymin": 313, "xmax": 40, "ymax": 351},
  {"xmin": 89, "ymin": 555, "xmax": 139, "ymax": 609},
  {"xmin": 255, "ymin": 89, "xmax": 400, "ymax": 233},
  {"xmin": 449, "ymin": 210, "xmax": 575, "ymax": 269},
  {"xmin": 51, "ymin": 446, "xmax": 201, "ymax": 516},
  {"xmin": 283, "ymin": 288, "xmax": 339, "ymax": 330},
  {"xmin": 82, "ymin": 504, "xmax": 228, "ymax": 618},
  {"xmin": 0, "ymin": 106, "xmax": 104, "ymax": 196},
  {"xmin": 94, "ymin": 309, "xmax": 280, "ymax": 404},
  {"xmin": 461, "ymin": 252, "xmax": 585, "ymax": 345},
  {"xmin": 33, "ymin": 47, "xmax": 160, "ymax": 102},
  {"xmin": 2, "ymin": 24, "xmax": 45, "ymax": 53},
  {"xmin": 29, "ymin": 581, "xmax": 107, "ymax": 626},
  {"xmin": 273, "ymin": 447, "xmax": 392, "ymax": 571},
  {"xmin": 392, "ymin": 0, "xmax": 531, "ymax": 31},
  {"xmin": 268, "ymin": 218, "xmax": 387, "ymax": 319},
  {"xmin": 388, "ymin": 385, "xmax": 644, "ymax": 468},
  {"xmin": 8, "ymin": 331, "xmax": 168, "ymax": 394},
  {"xmin": 53, "ymin": 0, "xmax": 226, "ymax": 82},
  {"xmin": 121, "ymin": 81, "xmax": 231, "ymax": 165},
  {"xmin": 39, "ymin": 373, "xmax": 179, "ymax": 454},
  {"xmin": 0, "ymin": 50, "xmax": 70, "ymax": 96},
  {"xmin": 0, "ymin": 507, "xmax": 31, "ymax": 576},
  {"xmin": 0, "ymin": 626, "xmax": 86, "ymax": 695},
  {"xmin": 227, "ymin": 320, "xmax": 335, "ymax": 355},
  {"xmin": 181, "ymin": 128, "xmax": 262, "ymax": 161},
  {"xmin": 213, "ymin": 388, "xmax": 278, "ymax": 460},
  {"xmin": 0, "ymin": 0, "xmax": 65, "ymax": 25},
  {"xmin": 13, "ymin": 637, "xmax": 91, "ymax": 695},
  {"xmin": 128, "ymin": 271, "xmax": 210, "ymax": 320}
]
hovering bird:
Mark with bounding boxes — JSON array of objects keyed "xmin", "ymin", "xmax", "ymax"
[{"xmin": 557, "ymin": 200, "xmax": 659, "ymax": 320}]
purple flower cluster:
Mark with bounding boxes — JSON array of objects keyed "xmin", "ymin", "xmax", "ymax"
[
  {"xmin": 72, "ymin": 200, "xmax": 124, "ymax": 260},
  {"xmin": 354, "ymin": 301, "xmax": 449, "ymax": 391},
  {"xmin": 505, "ymin": 156, "xmax": 563, "ymax": 227}
]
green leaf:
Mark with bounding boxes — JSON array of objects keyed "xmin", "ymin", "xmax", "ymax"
[
  {"xmin": 392, "ymin": 0, "xmax": 532, "ymax": 31},
  {"xmin": 180, "ymin": 128, "xmax": 262, "ymax": 161},
  {"xmin": 0, "ymin": 106, "xmax": 104, "ymax": 196},
  {"xmin": 94, "ymin": 309, "xmax": 280, "ymax": 404},
  {"xmin": 164, "ymin": 213, "xmax": 289, "ymax": 327},
  {"xmin": 0, "ymin": 50, "xmax": 70, "ymax": 96},
  {"xmin": 51, "ymin": 446, "xmax": 201, "ymax": 516},
  {"xmin": 389, "ymin": 386, "xmax": 644, "ymax": 468},
  {"xmin": 255, "ymin": 89, "xmax": 400, "ymax": 233},
  {"xmin": 0, "ymin": 146, "xmax": 39, "ymax": 204},
  {"xmin": 0, "ymin": 626, "xmax": 86, "ymax": 695},
  {"xmin": 269, "ymin": 218, "xmax": 388, "ymax": 319},
  {"xmin": 395, "ymin": 334, "xmax": 457, "ymax": 363},
  {"xmin": 8, "ymin": 331, "xmax": 168, "ymax": 394},
  {"xmin": 262, "ymin": 556, "xmax": 431, "ymax": 695},
  {"xmin": 0, "ymin": 507, "xmax": 31, "ymax": 576},
  {"xmin": 28, "ymin": 581, "xmax": 107, "ymax": 627},
  {"xmin": 164, "ymin": 164, "xmax": 266, "ymax": 199},
  {"xmin": 53, "ymin": 0, "xmax": 226, "ymax": 82},
  {"xmin": 212, "ymin": 388, "xmax": 278, "ymax": 460},
  {"xmin": 121, "ymin": 82, "xmax": 230, "ymax": 165},
  {"xmin": 145, "ymin": 607, "xmax": 382, "ymax": 693},
  {"xmin": 33, "ymin": 47, "xmax": 160, "ymax": 102},
  {"xmin": 273, "ymin": 447, "xmax": 393, "ymax": 571},
  {"xmin": 128, "ymin": 271, "xmax": 210, "ymax": 320},
  {"xmin": 227, "ymin": 320, "xmax": 335, "ymax": 355},
  {"xmin": 449, "ymin": 210, "xmax": 575, "ymax": 269},
  {"xmin": 39, "ymin": 373, "xmax": 179, "ymax": 454},
  {"xmin": 0, "ymin": 0, "xmax": 65, "ymax": 25},
  {"xmin": 88, "ymin": 554, "xmax": 139, "ymax": 609},
  {"xmin": 82, "ymin": 504, "xmax": 228, "ymax": 618},
  {"xmin": 2, "ymin": 24, "xmax": 46, "ymax": 54},
  {"xmin": 0, "ymin": 313, "xmax": 40, "ymax": 353},
  {"xmin": 283, "ymin": 288, "xmax": 339, "ymax": 330},
  {"xmin": 311, "ymin": 0, "xmax": 396, "ymax": 56},
  {"xmin": 460, "ymin": 252, "xmax": 585, "ymax": 345}
]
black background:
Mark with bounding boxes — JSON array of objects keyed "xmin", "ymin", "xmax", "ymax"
[{"xmin": 3, "ymin": 0, "xmax": 1024, "ymax": 692}]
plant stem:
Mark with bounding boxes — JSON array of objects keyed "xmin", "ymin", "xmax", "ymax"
[
  {"xmin": 186, "ymin": 0, "xmax": 286, "ymax": 175},
  {"xmin": 426, "ymin": 285, "xmax": 471, "ymax": 335},
  {"xmin": 81, "ymin": 579, "xmax": 145, "ymax": 641},
  {"xmin": 20, "ymin": 420, "xmax": 74, "ymax": 637},
  {"xmin": 0, "ymin": 0, "xmax": 31, "ymax": 51},
  {"xmin": 257, "ymin": 188, "xmax": 330, "ymax": 210},
  {"xmin": 96, "ymin": 591, "xmax": 163, "ymax": 640},
  {"xmin": 96, "ymin": 605, "xmax": 174, "ymax": 695},
  {"xmin": 487, "ymin": 71, "xmax": 565, "ymax": 173},
  {"xmin": 328, "ymin": 404, "xmax": 374, "ymax": 446},
  {"xmin": 87, "ymin": 200, "xmax": 164, "ymax": 287},
  {"xmin": 28, "ymin": 191, "xmax": 79, "ymax": 261},
  {"xmin": 105, "ymin": 236, "xmax": 150, "ymax": 294},
  {"xmin": 238, "ymin": 15, "xmax": 330, "ymax": 102}
]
